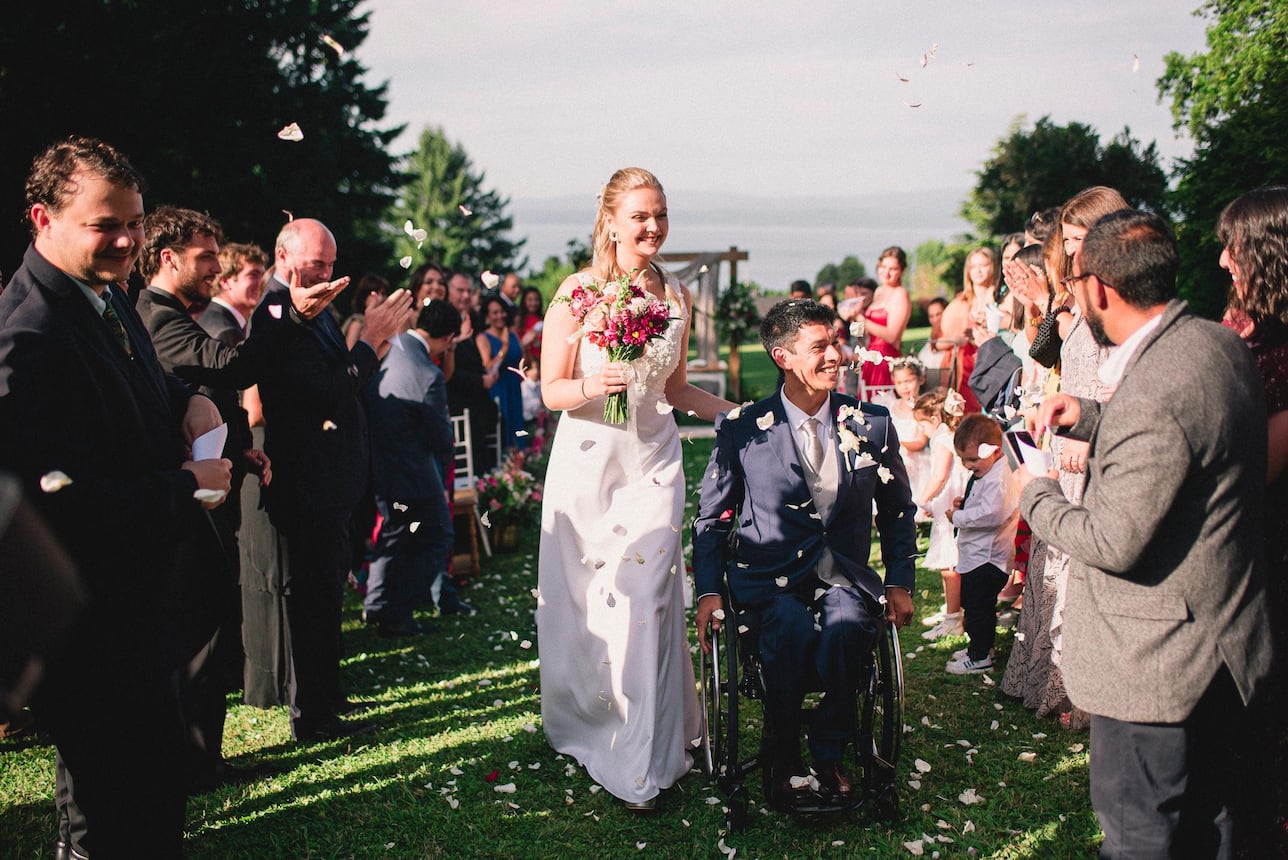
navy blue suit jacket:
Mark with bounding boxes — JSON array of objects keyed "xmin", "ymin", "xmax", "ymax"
[
  {"xmin": 692, "ymin": 391, "xmax": 917, "ymax": 609},
  {"xmin": 366, "ymin": 331, "xmax": 452, "ymax": 501}
]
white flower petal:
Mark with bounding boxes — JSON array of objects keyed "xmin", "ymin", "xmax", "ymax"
[
  {"xmin": 775, "ymin": 576, "xmax": 789, "ymax": 588},
  {"xmin": 494, "ymin": 782, "xmax": 517, "ymax": 793},
  {"xmin": 976, "ymin": 443, "xmax": 998, "ymax": 458},
  {"xmin": 322, "ymin": 419, "xmax": 338, "ymax": 431},
  {"xmin": 655, "ymin": 400, "xmax": 674, "ymax": 414},
  {"xmin": 276, "ymin": 122, "xmax": 304, "ymax": 142},
  {"xmin": 914, "ymin": 758, "xmax": 932, "ymax": 773},
  {"xmin": 399, "ymin": 256, "xmax": 413, "ymax": 269},
  {"xmin": 321, "ymin": 34, "xmax": 346, "ymax": 58},
  {"xmin": 1017, "ymin": 752, "xmax": 1037, "ymax": 762},
  {"xmin": 755, "ymin": 413, "xmax": 774, "ymax": 430},
  {"xmin": 481, "ymin": 270, "xmax": 500, "ymax": 290},
  {"xmin": 39, "ymin": 471, "xmax": 73, "ymax": 493},
  {"xmin": 269, "ymin": 304, "xmax": 283, "ymax": 319},
  {"xmin": 458, "ymin": 205, "xmax": 473, "ymax": 217}
]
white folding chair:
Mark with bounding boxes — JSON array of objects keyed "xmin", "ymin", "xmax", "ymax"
[{"xmin": 451, "ymin": 410, "xmax": 491, "ymax": 580}]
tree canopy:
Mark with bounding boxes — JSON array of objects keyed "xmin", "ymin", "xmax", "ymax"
[
  {"xmin": 0, "ymin": 0, "xmax": 400, "ymax": 282},
  {"xmin": 814, "ymin": 256, "xmax": 867, "ymax": 289},
  {"xmin": 386, "ymin": 126, "xmax": 526, "ymax": 278},
  {"xmin": 1159, "ymin": 1, "xmax": 1288, "ymax": 317},
  {"xmin": 961, "ymin": 116, "xmax": 1168, "ymax": 237}
]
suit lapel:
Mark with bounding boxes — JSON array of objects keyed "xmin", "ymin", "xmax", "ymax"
[{"xmin": 766, "ymin": 396, "xmax": 807, "ymax": 483}]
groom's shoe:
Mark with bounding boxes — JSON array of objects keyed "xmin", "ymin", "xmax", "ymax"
[{"xmin": 814, "ymin": 761, "xmax": 853, "ymax": 802}]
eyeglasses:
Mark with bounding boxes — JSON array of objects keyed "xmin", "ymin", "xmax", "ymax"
[{"xmin": 1060, "ymin": 273, "xmax": 1094, "ymax": 288}]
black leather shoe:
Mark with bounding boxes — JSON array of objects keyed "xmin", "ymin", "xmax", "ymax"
[
  {"xmin": 52, "ymin": 841, "xmax": 87, "ymax": 860},
  {"xmin": 377, "ymin": 619, "xmax": 435, "ymax": 637},
  {"xmin": 439, "ymin": 597, "xmax": 476, "ymax": 616},
  {"xmin": 293, "ymin": 716, "xmax": 378, "ymax": 742}
]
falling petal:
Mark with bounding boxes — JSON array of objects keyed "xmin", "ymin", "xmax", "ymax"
[
  {"xmin": 321, "ymin": 33, "xmax": 346, "ymax": 58},
  {"xmin": 322, "ymin": 420, "xmax": 338, "ymax": 431},
  {"xmin": 711, "ymin": 608, "xmax": 725, "ymax": 621},
  {"xmin": 515, "ymin": 429, "xmax": 528, "ymax": 437},
  {"xmin": 726, "ymin": 405, "xmax": 742, "ymax": 420},
  {"xmin": 1132, "ymin": 52, "xmax": 1140, "ymax": 73},
  {"xmin": 481, "ymin": 271, "xmax": 500, "ymax": 290},
  {"xmin": 459, "ymin": 204, "xmax": 473, "ymax": 217},
  {"xmin": 877, "ymin": 465, "xmax": 894, "ymax": 484},
  {"xmin": 920, "ymin": 53, "xmax": 928, "ymax": 68},
  {"xmin": 411, "ymin": 228, "xmax": 427, "ymax": 243},
  {"xmin": 655, "ymin": 400, "xmax": 674, "ymax": 415},
  {"xmin": 39, "ymin": 471, "xmax": 73, "ymax": 493},
  {"xmin": 281, "ymin": 209, "xmax": 294, "ymax": 222},
  {"xmin": 755, "ymin": 413, "xmax": 774, "ymax": 431},
  {"xmin": 393, "ymin": 502, "xmax": 408, "ymax": 512},
  {"xmin": 399, "ymin": 256, "xmax": 413, "ymax": 269},
  {"xmin": 269, "ymin": 304, "xmax": 284, "ymax": 320},
  {"xmin": 194, "ymin": 488, "xmax": 226, "ymax": 504},
  {"xmin": 404, "ymin": 220, "xmax": 415, "ymax": 237},
  {"xmin": 409, "ymin": 521, "xmax": 420, "ymax": 533},
  {"xmin": 976, "ymin": 443, "xmax": 998, "ymax": 458},
  {"xmin": 480, "ymin": 511, "xmax": 491, "ymax": 528},
  {"xmin": 277, "ymin": 122, "xmax": 304, "ymax": 142},
  {"xmin": 775, "ymin": 576, "xmax": 789, "ymax": 587},
  {"xmin": 897, "ymin": 72, "xmax": 910, "ymax": 82},
  {"xmin": 637, "ymin": 844, "xmax": 646, "ymax": 851},
  {"xmin": 905, "ymin": 102, "xmax": 923, "ymax": 109}
]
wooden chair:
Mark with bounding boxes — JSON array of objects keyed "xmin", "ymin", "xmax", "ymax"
[{"xmin": 451, "ymin": 409, "xmax": 491, "ymax": 579}]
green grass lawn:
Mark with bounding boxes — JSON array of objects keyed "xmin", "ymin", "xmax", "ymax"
[{"xmin": 0, "ymin": 428, "xmax": 1097, "ymax": 859}]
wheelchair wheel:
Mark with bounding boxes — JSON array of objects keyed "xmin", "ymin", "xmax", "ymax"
[
  {"xmin": 701, "ymin": 616, "xmax": 739, "ymax": 779},
  {"xmin": 860, "ymin": 620, "xmax": 904, "ymax": 820}
]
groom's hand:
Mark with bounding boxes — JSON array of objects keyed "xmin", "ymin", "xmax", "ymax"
[
  {"xmin": 884, "ymin": 587, "xmax": 914, "ymax": 629},
  {"xmin": 696, "ymin": 594, "xmax": 723, "ymax": 654}
]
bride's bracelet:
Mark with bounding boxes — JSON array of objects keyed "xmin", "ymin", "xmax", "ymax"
[{"xmin": 577, "ymin": 377, "xmax": 592, "ymax": 406}]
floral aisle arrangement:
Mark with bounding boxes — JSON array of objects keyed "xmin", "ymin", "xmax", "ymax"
[
  {"xmin": 477, "ymin": 453, "xmax": 544, "ymax": 533},
  {"xmin": 556, "ymin": 269, "xmax": 673, "ymax": 424}
]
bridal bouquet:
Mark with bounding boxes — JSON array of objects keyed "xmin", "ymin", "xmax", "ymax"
[{"xmin": 557, "ymin": 270, "xmax": 672, "ymax": 424}]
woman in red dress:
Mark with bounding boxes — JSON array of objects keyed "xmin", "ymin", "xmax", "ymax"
[{"xmin": 862, "ymin": 246, "xmax": 911, "ymax": 389}]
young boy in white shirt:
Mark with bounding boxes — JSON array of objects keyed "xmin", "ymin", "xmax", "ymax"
[{"xmin": 944, "ymin": 414, "xmax": 1019, "ymax": 674}]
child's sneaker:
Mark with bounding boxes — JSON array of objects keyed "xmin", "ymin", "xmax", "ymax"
[
  {"xmin": 951, "ymin": 646, "xmax": 969, "ymax": 660},
  {"xmin": 922, "ymin": 611, "xmax": 964, "ymax": 640},
  {"xmin": 946, "ymin": 652, "xmax": 994, "ymax": 674},
  {"xmin": 921, "ymin": 605, "xmax": 947, "ymax": 627}
]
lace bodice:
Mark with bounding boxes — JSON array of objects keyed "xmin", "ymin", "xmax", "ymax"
[{"xmin": 576, "ymin": 272, "xmax": 687, "ymax": 395}]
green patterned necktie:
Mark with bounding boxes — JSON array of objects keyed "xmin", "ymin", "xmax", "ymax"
[{"xmin": 101, "ymin": 297, "xmax": 134, "ymax": 358}]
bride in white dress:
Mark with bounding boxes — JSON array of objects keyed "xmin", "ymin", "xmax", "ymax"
[{"xmin": 536, "ymin": 168, "xmax": 733, "ymax": 810}]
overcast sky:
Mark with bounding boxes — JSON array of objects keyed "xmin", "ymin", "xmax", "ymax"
[
  {"xmin": 360, "ymin": 3, "xmax": 1205, "ymax": 195},
  {"xmin": 359, "ymin": 1, "xmax": 1210, "ymax": 202}
]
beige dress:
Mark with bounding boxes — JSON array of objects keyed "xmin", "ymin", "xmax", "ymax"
[{"xmin": 536, "ymin": 274, "xmax": 701, "ymax": 803}]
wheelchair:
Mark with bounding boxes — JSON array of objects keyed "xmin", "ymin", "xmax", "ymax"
[{"xmin": 699, "ymin": 593, "xmax": 904, "ymax": 832}]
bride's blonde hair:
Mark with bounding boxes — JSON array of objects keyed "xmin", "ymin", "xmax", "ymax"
[{"xmin": 591, "ymin": 167, "xmax": 664, "ymax": 283}]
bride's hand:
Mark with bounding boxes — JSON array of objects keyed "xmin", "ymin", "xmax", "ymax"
[{"xmin": 593, "ymin": 362, "xmax": 630, "ymax": 397}]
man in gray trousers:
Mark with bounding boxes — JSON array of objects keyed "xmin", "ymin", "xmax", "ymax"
[{"xmin": 1017, "ymin": 209, "xmax": 1275, "ymax": 859}]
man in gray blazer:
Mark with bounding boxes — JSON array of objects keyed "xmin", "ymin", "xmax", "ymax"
[
  {"xmin": 1017, "ymin": 209, "xmax": 1275, "ymax": 858},
  {"xmin": 363, "ymin": 299, "xmax": 458, "ymax": 637}
]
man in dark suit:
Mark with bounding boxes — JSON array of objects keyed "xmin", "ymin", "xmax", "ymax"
[
  {"xmin": 693, "ymin": 299, "xmax": 917, "ymax": 809},
  {"xmin": 135, "ymin": 206, "xmax": 273, "ymax": 793},
  {"xmin": 364, "ymin": 299, "xmax": 458, "ymax": 636},
  {"xmin": 1017, "ymin": 210, "xmax": 1275, "ymax": 858},
  {"xmin": 0, "ymin": 136, "xmax": 231, "ymax": 858},
  {"xmin": 248, "ymin": 218, "xmax": 411, "ymax": 740}
]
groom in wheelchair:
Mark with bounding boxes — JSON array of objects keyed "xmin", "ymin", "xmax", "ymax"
[{"xmin": 694, "ymin": 299, "xmax": 917, "ymax": 811}]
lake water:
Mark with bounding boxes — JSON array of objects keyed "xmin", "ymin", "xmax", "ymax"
[{"xmin": 510, "ymin": 188, "xmax": 976, "ymax": 291}]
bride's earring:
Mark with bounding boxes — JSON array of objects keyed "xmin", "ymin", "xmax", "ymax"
[{"xmin": 610, "ymin": 230, "xmax": 619, "ymax": 242}]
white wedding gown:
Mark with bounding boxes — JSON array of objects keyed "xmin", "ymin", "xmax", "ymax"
[{"xmin": 536, "ymin": 274, "xmax": 701, "ymax": 804}]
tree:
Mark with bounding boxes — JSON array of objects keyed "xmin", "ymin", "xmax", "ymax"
[
  {"xmin": 911, "ymin": 239, "xmax": 965, "ymax": 300},
  {"xmin": 526, "ymin": 238, "xmax": 591, "ymax": 304},
  {"xmin": 961, "ymin": 116, "xmax": 1168, "ymax": 236},
  {"xmin": 0, "ymin": 0, "xmax": 401, "ymax": 282},
  {"xmin": 814, "ymin": 256, "xmax": 867, "ymax": 289},
  {"xmin": 1159, "ymin": 2, "xmax": 1288, "ymax": 317},
  {"xmin": 387, "ymin": 126, "xmax": 526, "ymax": 278}
]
